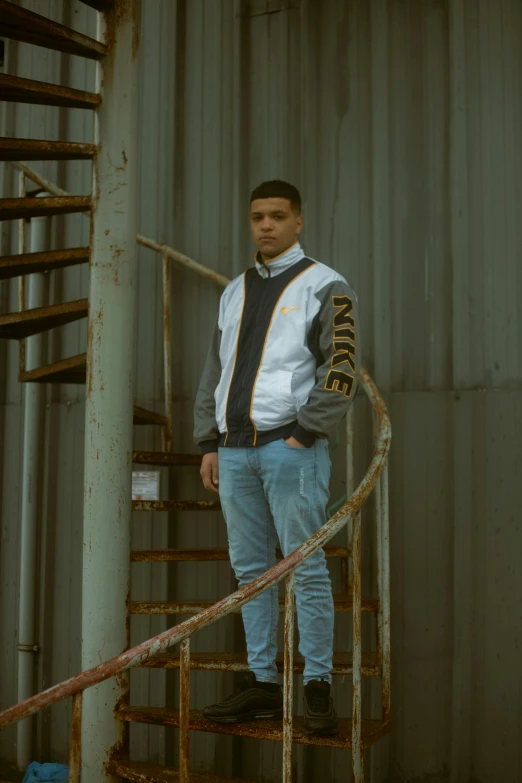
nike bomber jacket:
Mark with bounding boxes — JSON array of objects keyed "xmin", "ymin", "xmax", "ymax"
[{"xmin": 194, "ymin": 242, "xmax": 359, "ymax": 454}]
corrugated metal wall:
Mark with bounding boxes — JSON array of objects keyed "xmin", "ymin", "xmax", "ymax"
[{"xmin": 1, "ymin": 1, "xmax": 521, "ymax": 781}]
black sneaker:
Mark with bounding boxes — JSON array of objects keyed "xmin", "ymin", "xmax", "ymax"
[
  {"xmin": 203, "ymin": 672, "xmax": 283, "ymax": 723},
  {"xmin": 304, "ymin": 680, "xmax": 339, "ymax": 735}
]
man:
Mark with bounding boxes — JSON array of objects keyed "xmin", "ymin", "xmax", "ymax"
[{"xmin": 194, "ymin": 180, "xmax": 359, "ymax": 735}]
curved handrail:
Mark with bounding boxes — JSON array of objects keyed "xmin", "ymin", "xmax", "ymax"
[{"xmin": 0, "ymin": 366, "xmax": 390, "ymax": 729}]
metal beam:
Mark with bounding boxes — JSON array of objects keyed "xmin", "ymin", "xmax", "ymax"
[
  {"xmin": 0, "ymin": 74, "xmax": 100, "ymax": 109},
  {"xmin": 81, "ymin": 1, "xmax": 141, "ymax": 781},
  {"xmin": 16, "ymin": 209, "xmax": 49, "ymax": 769}
]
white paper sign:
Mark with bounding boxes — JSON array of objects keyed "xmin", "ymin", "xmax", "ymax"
[{"xmin": 132, "ymin": 471, "xmax": 160, "ymax": 501}]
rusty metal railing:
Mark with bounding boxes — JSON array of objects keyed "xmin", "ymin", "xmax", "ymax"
[{"xmin": 5, "ymin": 161, "xmax": 391, "ymax": 783}]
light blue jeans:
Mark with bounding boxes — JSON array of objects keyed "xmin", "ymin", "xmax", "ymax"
[{"xmin": 218, "ymin": 438, "xmax": 334, "ymax": 684}]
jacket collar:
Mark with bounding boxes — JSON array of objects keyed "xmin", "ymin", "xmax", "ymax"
[{"xmin": 254, "ymin": 241, "xmax": 305, "ymax": 278}]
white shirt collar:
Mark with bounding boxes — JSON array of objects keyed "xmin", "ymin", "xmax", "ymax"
[{"xmin": 254, "ymin": 241, "xmax": 305, "ymax": 278}]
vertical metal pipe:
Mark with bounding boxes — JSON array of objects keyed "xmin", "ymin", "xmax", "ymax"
[
  {"xmin": 162, "ymin": 252, "xmax": 173, "ymax": 452},
  {"xmin": 375, "ymin": 471, "xmax": 383, "ymax": 664},
  {"xmin": 16, "ymin": 209, "xmax": 50, "ymax": 770},
  {"xmin": 380, "ymin": 464, "xmax": 391, "ymax": 722},
  {"xmin": 69, "ymin": 692, "xmax": 83, "ymax": 783},
  {"xmin": 283, "ymin": 573, "xmax": 295, "ymax": 782},
  {"xmin": 18, "ymin": 171, "xmax": 26, "ymax": 376},
  {"xmin": 351, "ymin": 510, "xmax": 364, "ymax": 782},
  {"xmin": 179, "ymin": 638, "xmax": 191, "ymax": 782},
  {"xmin": 81, "ymin": 2, "xmax": 141, "ymax": 781}
]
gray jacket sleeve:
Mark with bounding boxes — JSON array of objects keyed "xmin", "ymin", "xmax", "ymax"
[
  {"xmin": 292, "ymin": 279, "xmax": 360, "ymax": 446},
  {"xmin": 193, "ymin": 320, "xmax": 222, "ymax": 454}
]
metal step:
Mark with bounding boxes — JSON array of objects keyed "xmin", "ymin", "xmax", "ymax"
[
  {"xmin": 128, "ymin": 596, "xmax": 379, "ymax": 616},
  {"xmin": 0, "ymin": 1, "xmax": 106, "ymax": 60},
  {"xmin": 17, "ymin": 356, "xmax": 170, "ymax": 429},
  {"xmin": 132, "ymin": 406, "xmax": 167, "ymax": 427},
  {"xmin": 108, "ymin": 759, "xmax": 255, "ymax": 783},
  {"xmin": 0, "ymin": 196, "xmax": 91, "ymax": 221},
  {"xmin": 133, "ymin": 500, "xmax": 221, "ymax": 513},
  {"xmin": 133, "ymin": 451, "xmax": 201, "ymax": 467},
  {"xmin": 0, "ymin": 299, "xmax": 88, "ymax": 340},
  {"xmin": 0, "ymin": 74, "xmax": 100, "ymax": 109},
  {"xmin": 0, "ymin": 248, "xmax": 89, "ymax": 280},
  {"xmin": 80, "ymin": 0, "xmax": 114, "ymax": 11},
  {"xmin": 131, "ymin": 546, "xmax": 350, "ymax": 562},
  {"xmin": 0, "ymin": 138, "xmax": 96, "ymax": 162},
  {"xmin": 137, "ymin": 650, "xmax": 381, "ymax": 677},
  {"xmin": 19, "ymin": 353, "xmax": 87, "ymax": 384},
  {"xmin": 117, "ymin": 706, "xmax": 390, "ymax": 751}
]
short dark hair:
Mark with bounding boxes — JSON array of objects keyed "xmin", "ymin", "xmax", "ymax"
[{"xmin": 250, "ymin": 180, "xmax": 301, "ymax": 215}]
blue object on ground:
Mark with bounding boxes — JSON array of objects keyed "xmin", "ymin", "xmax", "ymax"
[{"xmin": 22, "ymin": 761, "xmax": 69, "ymax": 782}]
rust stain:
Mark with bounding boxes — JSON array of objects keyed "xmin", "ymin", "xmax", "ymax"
[
  {"xmin": 108, "ymin": 759, "xmax": 256, "ymax": 783},
  {"xmin": 131, "ymin": 1, "xmax": 140, "ymax": 60},
  {"xmin": 117, "ymin": 706, "xmax": 391, "ymax": 751},
  {"xmin": 107, "ymin": 671, "xmax": 130, "ymax": 764}
]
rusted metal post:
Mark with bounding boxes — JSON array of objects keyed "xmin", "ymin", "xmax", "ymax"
[
  {"xmin": 18, "ymin": 170, "xmax": 26, "ymax": 376},
  {"xmin": 179, "ymin": 638, "xmax": 191, "ymax": 782},
  {"xmin": 69, "ymin": 692, "xmax": 82, "ymax": 783},
  {"xmin": 162, "ymin": 252, "xmax": 173, "ymax": 452},
  {"xmin": 283, "ymin": 573, "xmax": 295, "ymax": 782},
  {"xmin": 16, "ymin": 205, "xmax": 50, "ymax": 769},
  {"xmin": 380, "ymin": 464, "xmax": 391, "ymax": 721},
  {"xmin": 344, "ymin": 405, "xmax": 355, "ymax": 593},
  {"xmin": 81, "ymin": 2, "xmax": 141, "ymax": 781},
  {"xmin": 374, "ymin": 457, "xmax": 383, "ymax": 667},
  {"xmin": 351, "ymin": 509, "xmax": 363, "ymax": 782}
]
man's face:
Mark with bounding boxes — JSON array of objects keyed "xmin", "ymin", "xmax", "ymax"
[{"xmin": 250, "ymin": 197, "xmax": 304, "ymax": 260}]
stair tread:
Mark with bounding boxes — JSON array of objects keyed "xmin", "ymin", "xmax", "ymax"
[
  {"xmin": 0, "ymin": 138, "xmax": 96, "ymax": 162},
  {"xmin": 133, "ymin": 500, "xmax": 221, "ymax": 512},
  {"xmin": 0, "ymin": 196, "xmax": 91, "ymax": 221},
  {"xmin": 131, "ymin": 546, "xmax": 349, "ymax": 562},
  {"xmin": 133, "ymin": 450, "xmax": 201, "ymax": 467},
  {"xmin": 0, "ymin": 247, "xmax": 89, "ymax": 279},
  {"xmin": 108, "ymin": 759, "xmax": 256, "ymax": 783},
  {"xmin": 0, "ymin": 1, "xmax": 106, "ymax": 60},
  {"xmin": 17, "ymin": 356, "xmax": 168, "ymax": 429},
  {"xmin": 132, "ymin": 406, "xmax": 167, "ymax": 427},
  {"xmin": 137, "ymin": 650, "xmax": 381, "ymax": 676},
  {"xmin": 129, "ymin": 596, "xmax": 378, "ymax": 615},
  {"xmin": 118, "ymin": 707, "xmax": 390, "ymax": 750},
  {"xmin": 19, "ymin": 353, "xmax": 87, "ymax": 383},
  {"xmin": 0, "ymin": 299, "xmax": 88, "ymax": 339},
  {"xmin": 0, "ymin": 73, "xmax": 100, "ymax": 109}
]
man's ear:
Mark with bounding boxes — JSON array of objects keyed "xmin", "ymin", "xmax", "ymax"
[{"xmin": 296, "ymin": 214, "xmax": 304, "ymax": 234}]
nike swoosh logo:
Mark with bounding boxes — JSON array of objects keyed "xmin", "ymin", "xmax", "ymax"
[{"xmin": 280, "ymin": 306, "xmax": 300, "ymax": 315}]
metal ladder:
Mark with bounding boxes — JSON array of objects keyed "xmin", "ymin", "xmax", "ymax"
[{"xmin": 0, "ymin": 1, "xmax": 391, "ymax": 781}]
